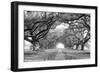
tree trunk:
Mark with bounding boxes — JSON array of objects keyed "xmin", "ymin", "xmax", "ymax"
[
  {"xmin": 81, "ymin": 44, "xmax": 84, "ymax": 50},
  {"xmin": 76, "ymin": 44, "xmax": 79, "ymax": 50},
  {"xmin": 31, "ymin": 42, "xmax": 35, "ymax": 51}
]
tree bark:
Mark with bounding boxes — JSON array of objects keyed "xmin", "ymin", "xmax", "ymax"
[
  {"xmin": 76, "ymin": 44, "xmax": 79, "ymax": 50},
  {"xmin": 81, "ymin": 43, "xmax": 84, "ymax": 50}
]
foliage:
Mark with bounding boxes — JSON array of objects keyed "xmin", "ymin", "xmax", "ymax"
[{"xmin": 24, "ymin": 11, "xmax": 90, "ymax": 51}]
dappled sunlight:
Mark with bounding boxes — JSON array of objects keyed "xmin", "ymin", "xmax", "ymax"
[
  {"xmin": 49, "ymin": 23, "xmax": 69, "ymax": 37},
  {"xmin": 56, "ymin": 43, "xmax": 65, "ymax": 49},
  {"xmin": 24, "ymin": 40, "xmax": 32, "ymax": 51}
]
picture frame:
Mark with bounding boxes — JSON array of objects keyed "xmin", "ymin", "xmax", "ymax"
[{"xmin": 11, "ymin": 1, "xmax": 98, "ymax": 72}]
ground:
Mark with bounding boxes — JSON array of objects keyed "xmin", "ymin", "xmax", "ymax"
[{"xmin": 24, "ymin": 48, "xmax": 90, "ymax": 62}]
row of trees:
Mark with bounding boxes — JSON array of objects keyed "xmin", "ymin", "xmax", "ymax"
[
  {"xmin": 24, "ymin": 11, "xmax": 58, "ymax": 51},
  {"xmin": 63, "ymin": 15, "xmax": 90, "ymax": 50},
  {"xmin": 24, "ymin": 11, "xmax": 90, "ymax": 51}
]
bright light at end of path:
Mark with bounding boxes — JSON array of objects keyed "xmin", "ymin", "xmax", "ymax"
[{"xmin": 56, "ymin": 43, "xmax": 65, "ymax": 48}]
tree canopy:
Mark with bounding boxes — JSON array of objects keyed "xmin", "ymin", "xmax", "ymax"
[{"xmin": 24, "ymin": 11, "xmax": 90, "ymax": 51}]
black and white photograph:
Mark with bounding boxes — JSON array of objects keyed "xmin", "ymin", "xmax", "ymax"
[
  {"xmin": 11, "ymin": 1, "xmax": 97, "ymax": 71},
  {"xmin": 24, "ymin": 11, "xmax": 91, "ymax": 62}
]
